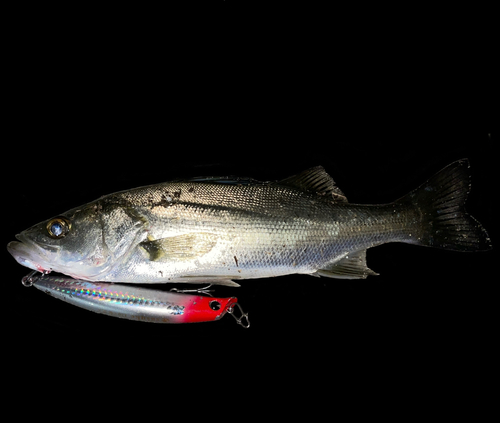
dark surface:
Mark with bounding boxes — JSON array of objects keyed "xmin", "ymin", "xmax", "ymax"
[
  {"xmin": 3, "ymin": 25, "xmax": 497, "ymax": 411},
  {"xmin": 5, "ymin": 130, "xmax": 496, "ymax": 342}
]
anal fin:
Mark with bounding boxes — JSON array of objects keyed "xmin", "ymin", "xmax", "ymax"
[{"xmin": 315, "ymin": 250, "xmax": 378, "ymax": 280}]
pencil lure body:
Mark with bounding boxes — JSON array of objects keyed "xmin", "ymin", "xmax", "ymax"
[{"xmin": 31, "ymin": 275, "xmax": 237, "ymax": 324}]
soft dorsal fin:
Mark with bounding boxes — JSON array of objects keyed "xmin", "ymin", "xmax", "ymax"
[{"xmin": 279, "ymin": 166, "xmax": 348, "ymax": 202}]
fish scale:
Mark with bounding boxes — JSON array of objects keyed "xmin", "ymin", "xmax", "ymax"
[
  {"xmin": 7, "ymin": 161, "xmax": 492, "ymax": 285},
  {"xmin": 108, "ymin": 182, "xmax": 332, "ymax": 282},
  {"xmin": 97, "ymin": 178, "xmax": 418, "ymax": 282}
]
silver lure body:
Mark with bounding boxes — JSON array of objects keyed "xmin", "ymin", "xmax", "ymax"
[
  {"xmin": 30, "ymin": 274, "xmax": 238, "ymax": 324},
  {"xmin": 7, "ymin": 162, "xmax": 492, "ymax": 285}
]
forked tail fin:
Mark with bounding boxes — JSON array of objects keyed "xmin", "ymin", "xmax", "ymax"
[{"xmin": 399, "ymin": 159, "xmax": 492, "ymax": 251}]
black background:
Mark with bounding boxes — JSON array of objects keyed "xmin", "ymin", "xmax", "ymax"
[{"xmin": 3, "ymin": 9, "xmax": 497, "ymax": 410}]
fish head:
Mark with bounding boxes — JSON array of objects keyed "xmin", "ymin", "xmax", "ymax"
[{"xmin": 7, "ymin": 200, "xmax": 146, "ymax": 280}]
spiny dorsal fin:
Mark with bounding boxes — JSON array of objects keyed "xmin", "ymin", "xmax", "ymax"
[{"xmin": 279, "ymin": 166, "xmax": 348, "ymax": 202}]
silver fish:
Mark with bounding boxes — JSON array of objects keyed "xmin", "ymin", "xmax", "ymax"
[{"xmin": 7, "ymin": 160, "xmax": 492, "ymax": 286}]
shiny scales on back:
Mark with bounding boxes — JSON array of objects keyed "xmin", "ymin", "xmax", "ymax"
[{"xmin": 7, "ymin": 162, "xmax": 492, "ymax": 286}]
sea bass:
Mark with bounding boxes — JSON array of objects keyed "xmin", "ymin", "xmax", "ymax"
[{"xmin": 7, "ymin": 160, "xmax": 492, "ymax": 286}]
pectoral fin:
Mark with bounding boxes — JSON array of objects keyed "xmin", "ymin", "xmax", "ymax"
[
  {"xmin": 314, "ymin": 250, "xmax": 378, "ymax": 279},
  {"xmin": 140, "ymin": 233, "xmax": 218, "ymax": 262}
]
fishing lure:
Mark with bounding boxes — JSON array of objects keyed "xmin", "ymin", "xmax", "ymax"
[{"xmin": 22, "ymin": 271, "xmax": 249, "ymax": 327}]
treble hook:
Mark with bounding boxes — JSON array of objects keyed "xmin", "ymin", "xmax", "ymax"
[
  {"xmin": 21, "ymin": 270, "xmax": 39, "ymax": 287},
  {"xmin": 21, "ymin": 269, "xmax": 51, "ymax": 287},
  {"xmin": 228, "ymin": 303, "xmax": 250, "ymax": 329}
]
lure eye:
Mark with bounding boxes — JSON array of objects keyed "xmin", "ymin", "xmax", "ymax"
[
  {"xmin": 46, "ymin": 217, "xmax": 71, "ymax": 239},
  {"xmin": 209, "ymin": 300, "xmax": 221, "ymax": 311}
]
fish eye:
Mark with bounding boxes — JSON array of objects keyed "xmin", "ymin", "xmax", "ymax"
[{"xmin": 46, "ymin": 217, "xmax": 71, "ymax": 239}]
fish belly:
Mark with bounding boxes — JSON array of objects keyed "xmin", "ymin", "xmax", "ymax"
[{"xmin": 98, "ymin": 189, "xmax": 407, "ymax": 283}]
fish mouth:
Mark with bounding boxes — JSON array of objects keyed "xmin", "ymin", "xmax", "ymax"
[{"xmin": 7, "ymin": 235, "xmax": 53, "ymax": 273}]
